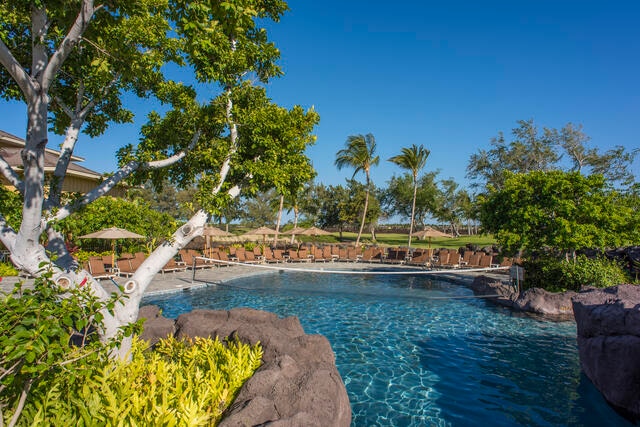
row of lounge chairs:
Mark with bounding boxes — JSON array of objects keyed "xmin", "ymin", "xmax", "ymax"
[
  {"xmin": 84, "ymin": 251, "xmax": 193, "ymax": 280},
  {"xmin": 205, "ymin": 245, "xmax": 518, "ymax": 269},
  {"xmin": 83, "ymin": 246, "xmax": 519, "ymax": 280}
]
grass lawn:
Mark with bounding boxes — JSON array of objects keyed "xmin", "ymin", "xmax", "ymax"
[{"xmin": 324, "ymin": 232, "xmax": 496, "ymax": 250}]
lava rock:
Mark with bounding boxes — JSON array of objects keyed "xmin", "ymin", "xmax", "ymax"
[
  {"xmin": 138, "ymin": 306, "xmax": 351, "ymax": 426},
  {"xmin": 572, "ymin": 284, "xmax": 640, "ymax": 419}
]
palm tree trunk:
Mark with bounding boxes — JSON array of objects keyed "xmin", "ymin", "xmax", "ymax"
[
  {"xmin": 408, "ymin": 181, "xmax": 418, "ymax": 250},
  {"xmin": 355, "ymin": 175, "xmax": 370, "ymax": 247}
]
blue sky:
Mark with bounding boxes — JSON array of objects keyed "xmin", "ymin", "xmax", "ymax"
[{"xmin": 1, "ymin": 0, "xmax": 639, "ymax": 191}]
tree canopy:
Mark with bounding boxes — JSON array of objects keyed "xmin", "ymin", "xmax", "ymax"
[
  {"xmin": 467, "ymin": 119, "xmax": 638, "ymax": 190},
  {"xmin": 478, "ymin": 170, "xmax": 635, "ymax": 257},
  {"xmin": 0, "ymin": 0, "xmax": 319, "ymax": 361},
  {"xmin": 335, "ymin": 133, "xmax": 379, "ymax": 246}
]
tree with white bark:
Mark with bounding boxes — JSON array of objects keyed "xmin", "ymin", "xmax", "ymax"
[{"xmin": 0, "ymin": 0, "xmax": 318, "ymax": 359}]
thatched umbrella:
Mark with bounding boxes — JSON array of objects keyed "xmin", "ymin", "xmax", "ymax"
[
  {"xmin": 300, "ymin": 226, "xmax": 332, "ymax": 237},
  {"xmin": 412, "ymin": 227, "xmax": 451, "ymax": 249},
  {"xmin": 242, "ymin": 226, "xmax": 279, "ymax": 243},
  {"xmin": 203, "ymin": 226, "xmax": 234, "ymax": 250}
]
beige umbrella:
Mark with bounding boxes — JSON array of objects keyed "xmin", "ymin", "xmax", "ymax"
[
  {"xmin": 242, "ymin": 226, "xmax": 279, "ymax": 242},
  {"xmin": 282, "ymin": 226, "xmax": 306, "ymax": 235},
  {"xmin": 299, "ymin": 226, "xmax": 333, "ymax": 245},
  {"xmin": 412, "ymin": 226, "xmax": 451, "ymax": 249},
  {"xmin": 281, "ymin": 226, "xmax": 306, "ymax": 245},
  {"xmin": 79, "ymin": 227, "xmax": 145, "ymax": 267},
  {"xmin": 300, "ymin": 226, "xmax": 332, "ymax": 236},
  {"xmin": 203, "ymin": 226, "xmax": 233, "ymax": 237},
  {"xmin": 203, "ymin": 226, "xmax": 234, "ymax": 251}
]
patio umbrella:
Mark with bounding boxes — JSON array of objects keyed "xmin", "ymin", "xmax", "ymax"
[
  {"xmin": 242, "ymin": 226, "xmax": 279, "ymax": 242},
  {"xmin": 412, "ymin": 227, "xmax": 451, "ymax": 249},
  {"xmin": 300, "ymin": 226, "xmax": 332, "ymax": 237},
  {"xmin": 282, "ymin": 226, "xmax": 306, "ymax": 235},
  {"xmin": 203, "ymin": 226, "xmax": 234, "ymax": 251},
  {"xmin": 298, "ymin": 226, "xmax": 333, "ymax": 246},
  {"xmin": 79, "ymin": 227, "xmax": 145, "ymax": 267},
  {"xmin": 278, "ymin": 226, "xmax": 304, "ymax": 245}
]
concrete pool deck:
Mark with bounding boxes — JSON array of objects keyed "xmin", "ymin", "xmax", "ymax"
[{"xmin": 0, "ymin": 261, "xmax": 508, "ymax": 296}]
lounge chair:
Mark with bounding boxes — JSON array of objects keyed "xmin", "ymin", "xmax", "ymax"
[
  {"xmin": 407, "ymin": 249, "xmax": 429, "ymax": 267},
  {"xmin": 478, "ymin": 254, "xmax": 494, "ymax": 269},
  {"xmin": 465, "ymin": 253, "xmax": 482, "ymax": 268},
  {"xmin": 161, "ymin": 257, "xmax": 187, "ymax": 275},
  {"xmin": 346, "ymin": 247, "xmax": 361, "ymax": 262},
  {"xmin": 312, "ymin": 246, "xmax": 327, "ymax": 262},
  {"xmin": 385, "ymin": 248, "xmax": 405, "ymax": 264},
  {"xmin": 88, "ymin": 257, "xmax": 117, "ymax": 280},
  {"xmin": 434, "ymin": 252, "xmax": 450, "ymax": 268},
  {"xmin": 116, "ymin": 256, "xmax": 144, "ymax": 277},
  {"xmin": 179, "ymin": 249, "xmax": 211, "ymax": 269},
  {"xmin": 444, "ymin": 252, "xmax": 462, "ymax": 268},
  {"xmin": 362, "ymin": 247, "xmax": 382, "ymax": 263}
]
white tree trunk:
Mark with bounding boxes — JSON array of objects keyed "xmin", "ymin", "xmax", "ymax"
[{"xmin": 102, "ymin": 209, "xmax": 208, "ymax": 359}]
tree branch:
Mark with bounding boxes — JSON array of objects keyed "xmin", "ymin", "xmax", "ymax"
[
  {"xmin": 0, "ymin": 40, "xmax": 35, "ymax": 99},
  {"xmin": 0, "ymin": 155, "xmax": 24, "ymax": 194},
  {"xmin": 42, "ymin": 0, "xmax": 96, "ymax": 92},
  {"xmin": 7, "ymin": 378, "xmax": 32, "ymax": 427},
  {"xmin": 0, "ymin": 213, "xmax": 18, "ymax": 253},
  {"xmin": 51, "ymin": 131, "xmax": 201, "ymax": 222}
]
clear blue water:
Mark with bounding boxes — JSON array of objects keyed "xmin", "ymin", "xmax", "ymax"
[{"xmin": 143, "ymin": 271, "xmax": 632, "ymax": 426}]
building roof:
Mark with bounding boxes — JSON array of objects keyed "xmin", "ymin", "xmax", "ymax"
[{"xmin": 0, "ymin": 130, "xmax": 103, "ymax": 181}]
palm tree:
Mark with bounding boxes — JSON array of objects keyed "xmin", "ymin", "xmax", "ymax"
[
  {"xmin": 388, "ymin": 144, "xmax": 430, "ymax": 250},
  {"xmin": 335, "ymin": 133, "xmax": 380, "ymax": 246}
]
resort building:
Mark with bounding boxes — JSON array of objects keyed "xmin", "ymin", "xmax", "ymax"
[{"xmin": 0, "ymin": 129, "xmax": 125, "ymax": 197}]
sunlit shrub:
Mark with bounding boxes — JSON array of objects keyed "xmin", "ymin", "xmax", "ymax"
[
  {"xmin": 522, "ymin": 255, "xmax": 630, "ymax": 292},
  {"xmin": 19, "ymin": 336, "xmax": 263, "ymax": 426}
]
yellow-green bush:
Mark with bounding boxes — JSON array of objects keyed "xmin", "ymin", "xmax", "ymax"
[
  {"xmin": 21, "ymin": 336, "xmax": 263, "ymax": 426},
  {"xmin": 0, "ymin": 261, "xmax": 18, "ymax": 276}
]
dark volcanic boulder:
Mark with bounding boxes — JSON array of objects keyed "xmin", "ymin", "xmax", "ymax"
[
  {"xmin": 572, "ymin": 284, "xmax": 640, "ymax": 419},
  {"xmin": 470, "ymin": 276, "xmax": 575, "ymax": 316},
  {"xmin": 139, "ymin": 306, "xmax": 351, "ymax": 427},
  {"xmin": 138, "ymin": 305, "xmax": 175, "ymax": 346}
]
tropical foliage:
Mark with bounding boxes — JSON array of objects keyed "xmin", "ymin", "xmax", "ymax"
[
  {"xmin": 16, "ymin": 336, "xmax": 262, "ymax": 426},
  {"xmin": 520, "ymin": 256, "xmax": 631, "ymax": 292},
  {"xmin": 0, "ymin": 271, "xmax": 262, "ymax": 426},
  {"xmin": 58, "ymin": 197, "xmax": 178, "ymax": 250},
  {"xmin": 335, "ymin": 134, "xmax": 380, "ymax": 246},
  {"xmin": 0, "ymin": 270, "xmax": 136, "ymax": 425},
  {"xmin": 467, "ymin": 119, "xmax": 638, "ymax": 189},
  {"xmin": 479, "ymin": 170, "xmax": 636, "ymax": 258},
  {"xmin": 388, "ymin": 144, "xmax": 430, "ymax": 248}
]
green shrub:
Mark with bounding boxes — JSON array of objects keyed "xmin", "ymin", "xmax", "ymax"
[
  {"xmin": 73, "ymin": 250, "xmax": 111, "ymax": 264},
  {"xmin": 0, "ymin": 269, "xmax": 130, "ymax": 425},
  {"xmin": 20, "ymin": 336, "xmax": 262, "ymax": 426},
  {"xmin": 0, "ymin": 261, "xmax": 18, "ymax": 276},
  {"xmin": 560, "ymin": 255, "xmax": 630, "ymax": 290},
  {"xmin": 521, "ymin": 255, "xmax": 630, "ymax": 292}
]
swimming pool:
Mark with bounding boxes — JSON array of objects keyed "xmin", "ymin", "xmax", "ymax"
[{"xmin": 143, "ymin": 271, "xmax": 631, "ymax": 426}]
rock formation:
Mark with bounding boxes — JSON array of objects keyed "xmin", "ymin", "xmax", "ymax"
[
  {"xmin": 138, "ymin": 306, "xmax": 351, "ymax": 426},
  {"xmin": 470, "ymin": 275, "xmax": 575, "ymax": 317},
  {"xmin": 572, "ymin": 284, "xmax": 640, "ymax": 419}
]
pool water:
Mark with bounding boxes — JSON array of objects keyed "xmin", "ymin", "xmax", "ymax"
[{"xmin": 143, "ymin": 271, "xmax": 632, "ymax": 426}]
